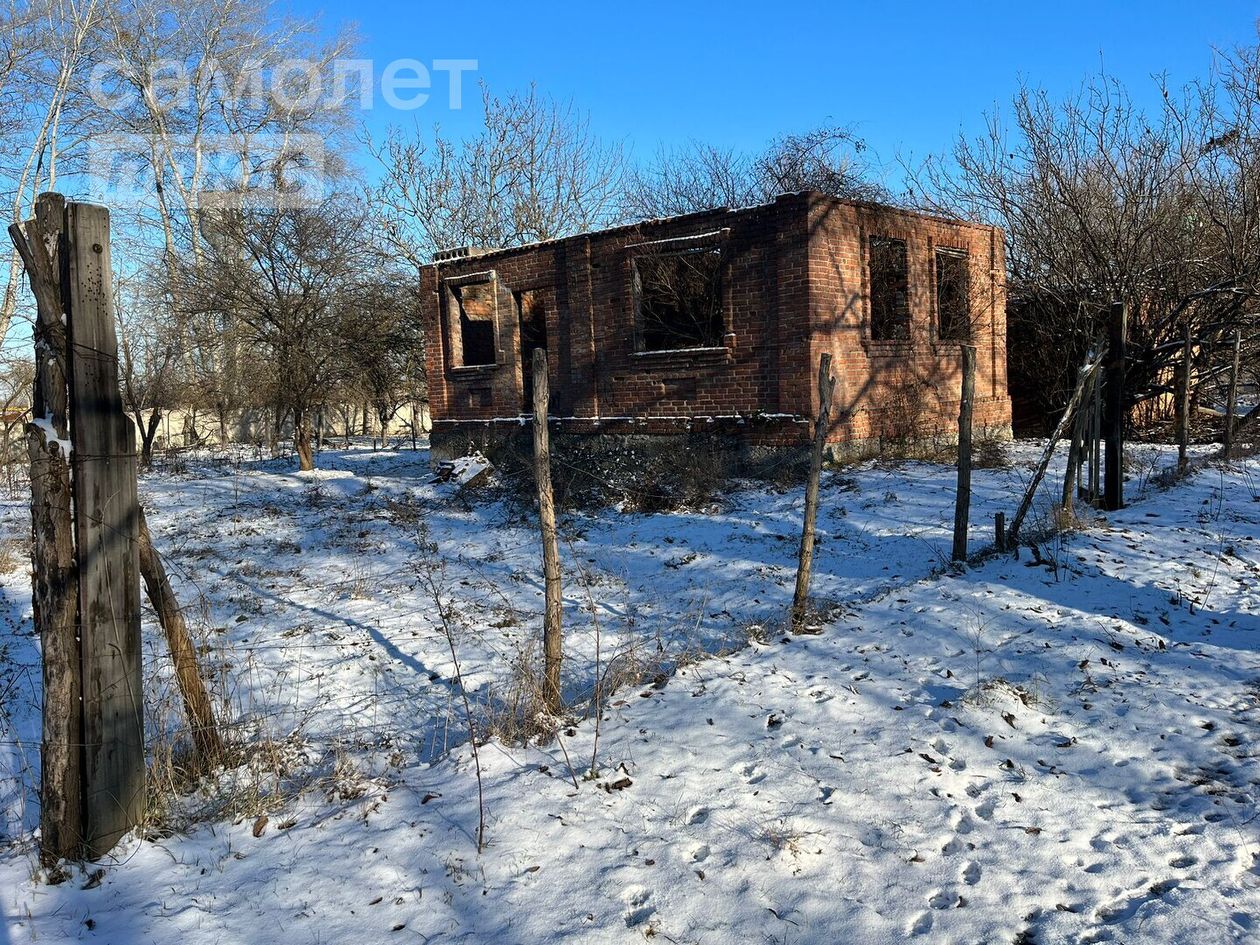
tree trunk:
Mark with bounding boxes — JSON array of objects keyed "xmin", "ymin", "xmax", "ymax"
[
  {"xmin": 294, "ymin": 409, "xmax": 315, "ymax": 471},
  {"xmin": 217, "ymin": 402, "xmax": 229, "ymax": 447},
  {"xmin": 269, "ymin": 406, "xmax": 282, "ymax": 457},
  {"xmin": 138, "ymin": 407, "xmax": 162, "ymax": 468},
  {"xmin": 1223, "ymin": 330, "xmax": 1241, "ymax": 458}
]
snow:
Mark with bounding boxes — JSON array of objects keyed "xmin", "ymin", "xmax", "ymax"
[
  {"xmin": 29, "ymin": 416, "xmax": 71, "ymax": 457},
  {"xmin": 624, "ymin": 228, "xmax": 730, "ymax": 249},
  {"xmin": 1, "ymin": 440, "xmax": 1258, "ymax": 943},
  {"xmin": 447, "ymin": 451, "xmax": 493, "ymax": 487}
]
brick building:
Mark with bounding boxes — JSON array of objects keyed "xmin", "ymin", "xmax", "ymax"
[{"xmin": 421, "ymin": 191, "xmax": 1011, "ymax": 465}]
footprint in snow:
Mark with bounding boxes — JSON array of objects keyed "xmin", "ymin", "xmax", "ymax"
[
  {"xmin": 685, "ymin": 806, "xmax": 709, "ymax": 825},
  {"xmin": 622, "ymin": 886, "xmax": 655, "ymax": 927},
  {"xmin": 962, "ymin": 861, "xmax": 982, "ymax": 885},
  {"xmin": 908, "ymin": 912, "xmax": 933, "ymax": 935},
  {"xmin": 929, "ymin": 888, "xmax": 961, "ymax": 909},
  {"xmin": 736, "ymin": 762, "xmax": 767, "ymax": 785}
]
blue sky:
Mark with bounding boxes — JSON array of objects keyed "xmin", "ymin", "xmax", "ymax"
[{"xmin": 294, "ymin": 0, "xmax": 1260, "ymax": 185}]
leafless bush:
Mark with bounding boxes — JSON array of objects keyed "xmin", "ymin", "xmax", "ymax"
[{"xmin": 915, "ymin": 38, "xmax": 1260, "ymax": 430}]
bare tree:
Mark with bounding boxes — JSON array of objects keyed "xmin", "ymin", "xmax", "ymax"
[
  {"xmin": 0, "ymin": 0, "xmax": 104, "ymax": 343},
  {"xmin": 913, "ymin": 44, "xmax": 1260, "ymax": 427},
  {"xmin": 372, "ymin": 84, "xmax": 624, "ymax": 269},
  {"xmin": 340, "ymin": 276, "xmax": 426, "ymax": 447},
  {"xmin": 172, "ymin": 194, "xmax": 382, "ymax": 471},
  {"xmin": 622, "ymin": 124, "xmax": 886, "ymax": 219},
  {"xmin": 116, "ymin": 277, "xmax": 180, "ymax": 466}
]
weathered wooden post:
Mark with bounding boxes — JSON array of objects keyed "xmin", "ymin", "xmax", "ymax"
[
  {"xmin": 137, "ymin": 509, "xmax": 223, "ymax": 765},
  {"xmin": 64, "ymin": 202, "xmax": 145, "ymax": 858},
  {"xmin": 994, "ymin": 512, "xmax": 1007, "ymax": 554},
  {"xmin": 1103, "ymin": 302, "xmax": 1127, "ymax": 511},
  {"xmin": 792, "ymin": 353, "xmax": 837, "ymax": 631},
  {"xmin": 952, "ymin": 345, "xmax": 977, "ymax": 562},
  {"xmin": 1008, "ymin": 348, "xmax": 1103, "ymax": 548},
  {"xmin": 1223, "ymin": 329, "xmax": 1241, "ymax": 459},
  {"xmin": 1087, "ymin": 371, "xmax": 1101, "ymax": 506},
  {"xmin": 11, "ymin": 194, "xmax": 224, "ymax": 863},
  {"xmin": 10, "ymin": 193, "xmax": 82, "ymax": 864},
  {"xmin": 1178, "ymin": 324, "xmax": 1192, "ymax": 469},
  {"xmin": 1061, "ymin": 396, "xmax": 1086, "ymax": 515},
  {"xmin": 532, "ymin": 347, "xmax": 563, "ymax": 711}
]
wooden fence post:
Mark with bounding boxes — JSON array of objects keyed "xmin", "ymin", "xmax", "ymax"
[
  {"xmin": 1008, "ymin": 347, "xmax": 1103, "ymax": 548},
  {"xmin": 64, "ymin": 202, "xmax": 145, "ymax": 858},
  {"xmin": 952, "ymin": 345, "xmax": 977, "ymax": 562},
  {"xmin": 1178, "ymin": 324, "xmax": 1192, "ymax": 469},
  {"xmin": 532, "ymin": 348, "xmax": 563, "ymax": 711},
  {"xmin": 9, "ymin": 193, "xmax": 82, "ymax": 864},
  {"xmin": 137, "ymin": 509, "xmax": 223, "ymax": 766},
  {"xmin": 994, "ymin": 512, "xmax": 1006, "ymax": 554},
  {"xmin": 1223, "ymin": 329, "xmax": 1241, "ymax": 459},
  {"xmin": 1103, "ymin": 301, "xmax": 1127, "ymax": 511},
  {"xmin": 13, "ymin": 194, "xmax": 223, "ymax": 863},
  {"xmin": 1088, "ymin": 370, "xmax": 1101, "ymax": 505},
  {"xmin": 1061, "ymin": 393, "xmax": 1087, "ymax": 515},
  {"xmin": 792, "ymin": 353, "xmax": 836, "ymax": 630}
]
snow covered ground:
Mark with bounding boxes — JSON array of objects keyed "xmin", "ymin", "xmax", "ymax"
[{"xmin": 1, "ymin": 440, "xmax": 1258, "ymax": 944}]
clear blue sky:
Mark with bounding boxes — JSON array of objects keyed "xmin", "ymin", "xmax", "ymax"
[{"xmin": 293, "ymin": 0, "xmax": 1260, "ymax": 186}]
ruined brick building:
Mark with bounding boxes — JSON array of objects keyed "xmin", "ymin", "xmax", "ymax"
[{"xmin": 421, "ymin": 191, "xmax": 1011, "ymax": 465}]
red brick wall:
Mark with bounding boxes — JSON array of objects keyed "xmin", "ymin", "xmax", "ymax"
[
  {"xmin": 804, "ymin": 195, "xmax": 1011, "ymax": 449},
  {"xmin": 420, "ymin": 192, "xmax": 1011, "ymax": 454}
]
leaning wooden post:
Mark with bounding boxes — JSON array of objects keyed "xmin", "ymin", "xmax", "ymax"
[
  {"xmin": 9, "ymin": 192, "xmax": 82, "ymax": 864},
  {"xmin": 1102, "ymin": 301, "xmax": 1127, "ymax": 511},
  {"xmin": 1177, "ymin": 324, "xmax": 1192, "ymax": 469},
  {"xmin": 64, "ymin": 202, "xmax": 145, "ymax": 858},
  {"xmin": 1009, "ymin": 348, "xmax": 1103, "ymax": 548},
  {"xmin": 137, "ymin": 509, "xmax": 224, "ymax": 766},
  {"xmin": 532, "ymin": 348, "xmax": 563, "ymax": 711},
  {"xmin": 1222, "ymin": 329, "xmax": 1241, "ymax": 459},
  {"xmin": 792, "ymin": 352, "xmax": 836, "ymax": 630},
  {"xmin": 951, "ymin": 345, "xmax": 977, "ymax": 562}
]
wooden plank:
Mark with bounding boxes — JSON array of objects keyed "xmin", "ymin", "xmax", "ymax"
[
  {"xmin": 792, "ymin": 352, "xmax": 836, "ymax": 630},
  {"xmin": 952, "ymin": 345, "xmax": 976, "ymax": 562},
  {"xmin": 532, "ymin": 347, "xmax": 563, "ymax": 711},
  {"xmin": 64, "ymin": 201, "xmax": 144, "ymax": 859}
]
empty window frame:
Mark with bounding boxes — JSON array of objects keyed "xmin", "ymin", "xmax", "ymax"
[
  {"xmin": 868, "ymin": 236, "xmax": 910, "ymax": 341},
  {"xmin": 935, "ymin": 248, "xmax": 971, "ymax": 341},
  {"xmin": 448, "ymin": 277, "xmax": 497, "ymax": 367},
  {"xmin": 634, "ymin": 246, "xmax": 725, "ymax": 351}
]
